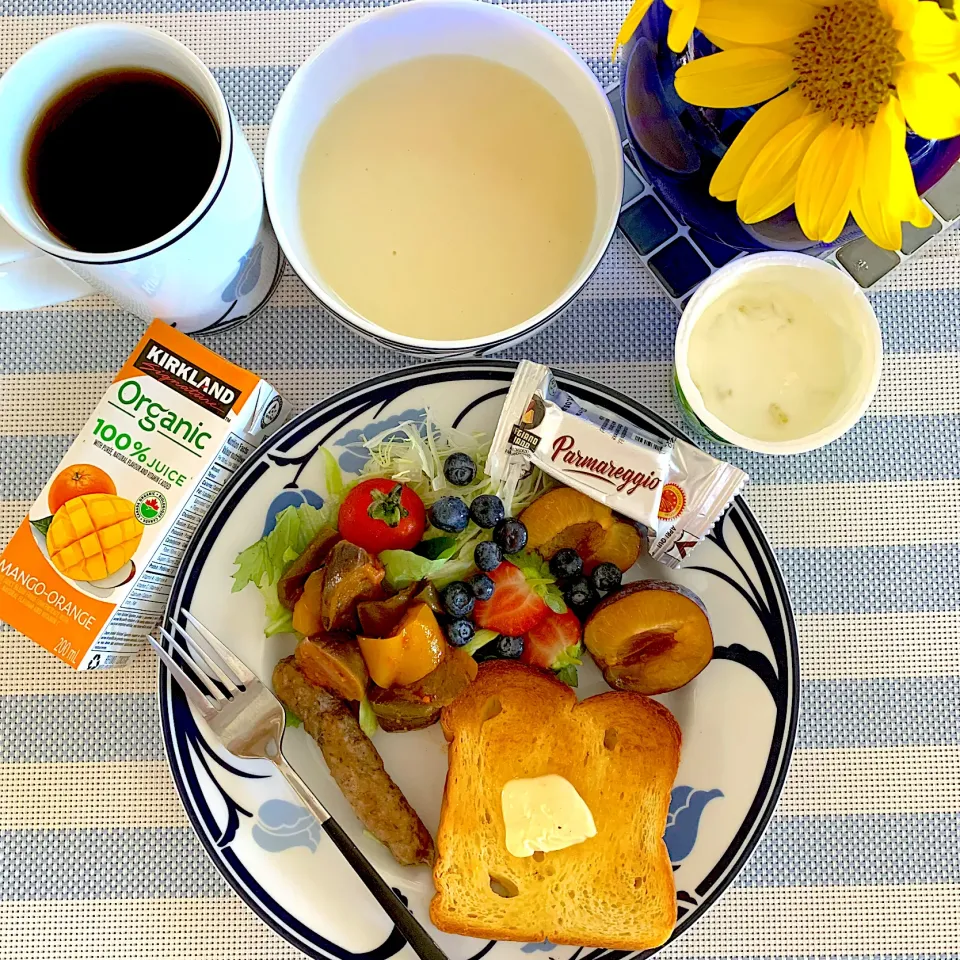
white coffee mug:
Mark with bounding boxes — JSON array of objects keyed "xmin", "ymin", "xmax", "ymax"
[
  {"xmin": 265, "ymin": 0, "xmax": 623, "ymax": 356},
  {"xmin": 0, "ymin": 23, "xmax": 282, "ymax": 334}
]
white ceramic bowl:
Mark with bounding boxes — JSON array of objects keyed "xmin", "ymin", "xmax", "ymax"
[
  {"xmin": 674, "ymin": 252, "xmax": 883, "ymax": 455},
  {"xmin": 264, "ymin": 0, "xmax": 623, "ymax": 357}
]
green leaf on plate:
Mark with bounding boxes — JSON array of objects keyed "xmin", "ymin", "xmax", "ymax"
[
  {"xmin": 463, "ymin": 628, "xmax": 498, "ymax": 657},
  {"xmin": 359, "ymin": 696, "xmax": 379, "ymax": 738},
  {"xmin": 507, "ymin": 551, "xmax": 567, "ymax": 614}
]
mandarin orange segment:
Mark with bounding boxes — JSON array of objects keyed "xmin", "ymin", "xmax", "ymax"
[
  {"xmin": 519, "ymin": 487, "xmax": 614, "ymax": 559},
  {"xmin": 46, "ymin": 493, "xmax": 144, "ymax": 582},
  {"xmin": 581, "ymin": 520, "xmax": 643, "ymax": 573}
]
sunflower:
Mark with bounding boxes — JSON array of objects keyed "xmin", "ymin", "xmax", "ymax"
[{"xmin": 664, "ymin": 0, "xmax": 960, "ymax": 249}]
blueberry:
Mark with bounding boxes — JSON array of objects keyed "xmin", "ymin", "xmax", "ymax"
[
  {"xmin": 474, "ymin": 540, "xmax": 503, "ymax": 572},
  {"xmin": 493, "ymin": 518, "xmax": 528, "ymax": 555},
  {"xmin": 494, "ymin": 634, "xmax": 524, "ymax": 659},
  {"xmin": 564, "ymin": 576, "xmax": 599, "ymax": 612},
  {"xmin": 441, "ymin": 581, "xmax": 475, "ymax": 618},
  {"xmin": 550, "ymin": 548, "xmax": 583, "ymax": 581},
  {"xmin": 469, "ymin": 573, "xmax": 495, "ymax": 601},
  {"xmin": 591, "ymin": 562, "xmax": 622, "ymax": 594},
  {"xmin": 470, "ymin": 494, "xmax": 505, "ymax": 529},
  {"xmin": 430, "ymin": 496, "xmax": 469, "ymax": 533},
  {"xmin": 444, "ymin": 452, "xmax": 477, "ymax": 487},
  {"xmin": 446, "ymin": 618, "xmax": 475, "ymax": 647}
]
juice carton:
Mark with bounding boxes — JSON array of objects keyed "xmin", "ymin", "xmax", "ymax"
[{"xmin": 0, "ymin": 320, "xmax": 291, "ymax": 669}]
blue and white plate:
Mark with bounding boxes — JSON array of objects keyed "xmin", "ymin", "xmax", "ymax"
[{"xmin": 160, "ymin": 359, "xmax": 799, "ymax": 960}]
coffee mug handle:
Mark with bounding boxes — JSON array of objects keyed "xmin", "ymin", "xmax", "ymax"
[{"xmin": 0, "ymin": 215, "xmax": 94, "ymax": 310}]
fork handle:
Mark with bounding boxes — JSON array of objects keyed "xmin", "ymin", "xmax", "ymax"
[{"xmin": 270, "ymin": 753, "xmax": 449, "ymax": 960}]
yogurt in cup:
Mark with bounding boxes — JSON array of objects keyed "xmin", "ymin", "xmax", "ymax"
[{"xmin": 674, "ymin": 252, "xmax": 882, "ymax": 455}]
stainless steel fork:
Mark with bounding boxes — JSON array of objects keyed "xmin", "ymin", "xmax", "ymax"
[{"xmin": 149, "ymin": 610, "xmax": 448, "ymax": 960}]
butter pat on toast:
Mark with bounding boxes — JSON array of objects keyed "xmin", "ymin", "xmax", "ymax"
[{"xmin": 431, "ymin": 661, "xmax": 681, "ymax": 949}]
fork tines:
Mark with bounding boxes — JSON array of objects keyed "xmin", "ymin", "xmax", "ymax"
[{"xmin": 148, "ymin": 610, "xmax": 254, "ymax": 718}]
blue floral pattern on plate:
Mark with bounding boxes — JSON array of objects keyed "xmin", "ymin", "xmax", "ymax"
[
  {"xmin": 252, "ymin": 800, "xmax": 321, "ymax": 853},
  {"xmin": 664, "ymin": 786, "xmax": 724, "ymax": 864}
]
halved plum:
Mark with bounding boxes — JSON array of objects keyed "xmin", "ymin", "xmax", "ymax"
[
  {"xmin": 580, "ymin": 520, "xmax": 643, "ymax": 573},
  {"xmin": 584, "ymin": 580, "xmax": 713, "ymax": 694},
  {"xmin": 519, "ymin": 487, "xmax": 613, "ymax": 559}
]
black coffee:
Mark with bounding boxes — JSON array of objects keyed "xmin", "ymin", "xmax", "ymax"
[{"xmin": 25, "ymin": 69, "xmax": 221, "ymax": 254}]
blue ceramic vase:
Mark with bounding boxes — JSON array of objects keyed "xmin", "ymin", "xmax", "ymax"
[{"xmin": 620, "ymin": 0, "xmax": 960, "ymax": 254}]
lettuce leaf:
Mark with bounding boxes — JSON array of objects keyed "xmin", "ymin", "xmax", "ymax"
[
  {"xmin": 359, "ymin": 696, "xmax": 379, "ymax": 738},
  {"xmin": 232, "ymin": 503, "xmax": 332, "ymax": 592},
  {"xmin": 414, "ymin": 536, "xmax": 458, "ymax": 560},
  {"xmin": 379, "ymin": 546, "xmax": 473, "ymax": 589},
  {"xmin": 322, "ymin": 448, "xmax": 345, "ymax": 500},
  {"xmin": 463, "ymin": 628, "xmax": 498, "ymax": 657},
  {"xmin": 259, "ymin": 583, "xmax": 294, "ymax": 637}
]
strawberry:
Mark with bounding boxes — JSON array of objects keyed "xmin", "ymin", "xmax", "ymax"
[
  {"xmin": 522, "ymin": 609, "xmax": 583, "ymax": 686},
  {"xmin": 473, "ymin": 562, "xmax": 549, "ymax": 635}
]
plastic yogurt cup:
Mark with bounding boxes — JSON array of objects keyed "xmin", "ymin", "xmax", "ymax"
[{"xmin": 674, "ymin": 252, "xmax": 883, "ymax": 455}]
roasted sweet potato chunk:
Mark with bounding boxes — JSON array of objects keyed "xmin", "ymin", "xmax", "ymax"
[
  {"xmin": 295, "ymin": 633, "xmax": 369, "ymax": 701},
  {"xmin": 277, "ymin": 527, "xmax": 341, "ymax": 609},
  {"xmin": 369, "ymin": 647, "xmax": 478, "ymax": 731}
]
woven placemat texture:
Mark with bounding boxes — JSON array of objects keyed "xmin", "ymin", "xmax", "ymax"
[{"xmin": 2, "ymin": 2, "xmax": 959, "ymax": 958}]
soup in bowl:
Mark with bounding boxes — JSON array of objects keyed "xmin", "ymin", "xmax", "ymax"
[{"xmin": 265, "ymin": 0, "xmax": 623, "ymax": 356}]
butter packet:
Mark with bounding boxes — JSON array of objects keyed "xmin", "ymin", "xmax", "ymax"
[
  {"xmin": 0, "ymin": 320, "xmax": 291, "ymax": 669},
  {"xmin": 487, "ymin": 361, "xmax": 747, "ymax": 567}
]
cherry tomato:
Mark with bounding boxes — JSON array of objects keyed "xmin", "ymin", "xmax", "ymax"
[{"xmin": 338, "ymin": 479, "xmax": 426, "ymax": 553}]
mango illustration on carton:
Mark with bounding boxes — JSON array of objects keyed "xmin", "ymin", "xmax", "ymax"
[{"xmin": 0, "ymin": 320, "xmax": 290, "ymax": 670}]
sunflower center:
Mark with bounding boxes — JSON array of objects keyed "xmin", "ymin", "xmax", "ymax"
[{"xmin": 792, "ymin": 0, "xmax": 899, "ymax": 126}]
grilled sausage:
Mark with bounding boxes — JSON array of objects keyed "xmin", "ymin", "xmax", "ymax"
[{"xmin": 273, "ymin": 656, "xmax": 435, "ymax": 866}]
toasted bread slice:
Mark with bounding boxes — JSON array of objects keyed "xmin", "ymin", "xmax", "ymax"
[{"xmin": 431, "ymin": 661, "xmax": 681, "ymax": 949}]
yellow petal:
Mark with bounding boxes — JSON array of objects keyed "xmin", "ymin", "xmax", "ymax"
[
  {"xmin": 895, "ymin": 63, "xmax": 960, "ymax": 140},
  {"xmin": 699, "ymin": 30, "xmax": 796, "ymax": 53},
  {"xmin": 710, "ymin": 90, "xmax": 810, "ymax": 201},
  {"xmin": 884, "ymin": 98, "xmax": 934, "ymax": 228},
  {"xmin": 675, "ymin": 48, "xmax": 796, "ymax": 108},
  {"xmin": 697, "ymin": 0, "xmax": 817, "ymax": 45},
  {"xmin": 664, "ymin": 0, "xmax": 701, "ymax": 53},
  {"xmin": 853, "ymin": 116, "xmax": 903, "ymax": 250},
  {"xmin": 852, "ymin": 190, "xmax": 902, "ymax": 252},
  {"xmin": 613, "ymin": 0, "xmax": 655, "ymax": 60},
  {"xmin": 879, "ymin": 0, "xmax": 919, "ymax": 34},
  {"xmin": 898, "ymin": 0, "xmax": 960, "ymax": 68},
  {"xmin": 737, "ymin": 111, "xmax": 830, "ymax": 223},
  {"xmin": 795, "ymin": 121, "xmax": 865, "ymax": 243}
]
